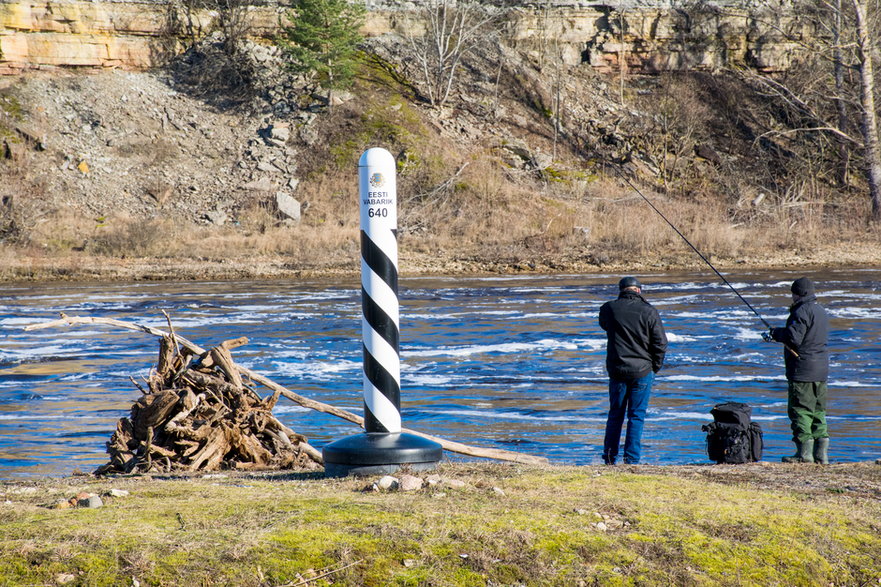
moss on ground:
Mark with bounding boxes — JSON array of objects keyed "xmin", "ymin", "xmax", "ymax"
[{"xmin": 0, "ymin": 463, "xmax": 879, "ymax": 585}]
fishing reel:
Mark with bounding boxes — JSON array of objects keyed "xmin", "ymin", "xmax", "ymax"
[{"xmin": 761, "ymin": 329, "xmax": 773, "ymax": 342}]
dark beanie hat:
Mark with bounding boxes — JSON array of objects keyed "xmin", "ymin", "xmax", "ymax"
[
  {"xmin": 791, "ymin": 277, "xmax": 814, "ymax": 296},
  {"xmin": 619, "ymin": 276, "xmax": 642, "ymax": 290}
]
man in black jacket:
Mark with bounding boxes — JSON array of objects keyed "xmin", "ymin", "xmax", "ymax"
[
  {"xmin": 599, "ymin": 277, "xmax": 668, "ymax": 464},
  {"xmin": 768, "ymin": 277, "xmax": 830, "ymax": 464}
]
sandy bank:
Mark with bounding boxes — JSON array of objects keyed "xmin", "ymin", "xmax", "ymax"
[{"xmin": 3, "ymin": 241, "xmax": 881, "ymax": 283}]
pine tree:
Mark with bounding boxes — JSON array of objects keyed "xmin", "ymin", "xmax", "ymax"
[{"xmin": 279, "ymin": 0, "xmax": 366, "ymax": 111}]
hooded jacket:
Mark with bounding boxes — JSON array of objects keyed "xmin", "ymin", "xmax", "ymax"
[
  {"xmin": 771, "ymin": 294, "xmax": 829, "ymax": 382},
  {"xmin": 599, "ymin": 290, "xmax": 668, "ymax": 380}
]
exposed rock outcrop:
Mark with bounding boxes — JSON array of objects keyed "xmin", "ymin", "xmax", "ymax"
[{"xmin": 1, "ymin": 0, "xmax": 808, "ymax": 74}]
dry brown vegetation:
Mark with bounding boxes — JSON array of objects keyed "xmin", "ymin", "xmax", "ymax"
[{"xmin": 2, "ymin": 42, "xmax": 881, "ymax": 282}]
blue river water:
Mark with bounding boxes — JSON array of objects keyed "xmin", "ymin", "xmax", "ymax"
[{"xmin": 1, "ymin": 269, "xmax": 879, "ymax": 478}]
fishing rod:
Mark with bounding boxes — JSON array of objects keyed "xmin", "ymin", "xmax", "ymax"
[{"xmin": 611, "ymin": 167, "xmax": 798, "ymax": 357}]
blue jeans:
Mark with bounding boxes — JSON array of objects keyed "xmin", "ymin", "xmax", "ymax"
[{"xmin": 603, "ymin": 373, "xmax": 654, "ymax": 464}]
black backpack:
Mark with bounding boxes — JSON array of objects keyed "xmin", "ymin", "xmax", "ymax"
[{"xmin": 701, "ymin": 402, "xmax": 763, "ymax": 464}]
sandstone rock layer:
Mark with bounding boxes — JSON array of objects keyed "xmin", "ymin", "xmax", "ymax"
[{"xmin": 1, "ymin": 0, "xmax": 802, "ymax": 74}]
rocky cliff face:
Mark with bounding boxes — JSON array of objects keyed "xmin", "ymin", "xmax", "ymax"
[
  {"xmin": 0, "ymin": 0, "xmax": 806, "ymax": 74},
  {"xmin": 0, "ymin": 0, "xmax": 289, "ymax": 73},
  {"xmin": 508, "ymin": 4, "xmax": 806, "ymax": 73},
  {"xmin": 0, "ymin": 1, "xmax": 168, "ymax": 72}
]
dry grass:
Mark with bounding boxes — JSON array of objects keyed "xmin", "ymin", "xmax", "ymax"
[
  {"xmin": 401, "ymin": 157, "xmax": 566, "ymax": 248},
  {"xmin": 3, "ymin": 61, "xmax": 881, "ymax": 282},
  {"xmin": 3, "ymin": 156, "xmax": 880, "ymax": 281},
  {"xmin": 0, "ymin": 153, "xmax": 50, "ymax": 246}
]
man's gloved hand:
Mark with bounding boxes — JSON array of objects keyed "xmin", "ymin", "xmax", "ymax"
[{"xmin": 761, "ymin": 329, "xmax": 773, "ymax": 342}]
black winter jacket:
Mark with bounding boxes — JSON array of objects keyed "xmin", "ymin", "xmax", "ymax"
[
  {"xmin": 599, "ymin": 291, "xmax": 668, "ymax": 380},
  {"xmin": 771, "ymin": 294, "xmax": 829, "ymax": 382}
]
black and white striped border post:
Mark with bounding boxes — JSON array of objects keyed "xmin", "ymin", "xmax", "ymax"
[
  {"xmin": 359, "ymin": 148, "xmax": 402, "ymax": 434},
  {"xmin": 321, "ymin": 147, "xmax": 442, "ymax": 477}
]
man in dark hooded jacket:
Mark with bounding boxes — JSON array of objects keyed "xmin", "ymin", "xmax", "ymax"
[
  {"xmin": 599, "ymin": 277, "xmax": 668, "ymax": 465},
  {"xmin": 768, "ymin": 277, "xmax": 830, "ymax": 464}
]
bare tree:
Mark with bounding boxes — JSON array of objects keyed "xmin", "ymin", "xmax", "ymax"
[
  {"xmin": 689, "ymin": 0, "xmax": 881, "ymax": 220},
  {"xmin": 214, "ymin": 0, "xmax": 253, "ymax": 58},
  {"xmin": 784, "ymin": 0, "xmax": 881, "ymax": 219},
  {"xmin": 166, "ymin": 0, "xmax": 252, "ymax": 55},
  {"xmin": 406, "ymin": 0, "xmax": 504, "ymax": 109},
  {"xmin": 832, "ymin": 0, "xmax": 851, "ymax": 185},
  {"xmin": 634, "ymin": 74, "xmax": 708, "ymax": 191},
  {"xmin": 616, "ymin": 5, "xmax": 627, "ymax": 106},
  {"xmin": 850, "ymin": 0, "xmax": 881, "ymax": 218}
]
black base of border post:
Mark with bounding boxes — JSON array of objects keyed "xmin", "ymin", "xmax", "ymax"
[{"xmin": 322, "ymin": 433, "xmax": 443, "ymax": 478}]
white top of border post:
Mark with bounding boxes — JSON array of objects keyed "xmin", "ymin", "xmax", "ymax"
[{"xmin": 359, "ymin": 147, "xmax": 398, "ymax": 233}]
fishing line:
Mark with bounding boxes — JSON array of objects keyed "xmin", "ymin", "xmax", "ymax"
[{"xmin": 610, "ymin": 166, "xmax": 798, "ymax": 356}]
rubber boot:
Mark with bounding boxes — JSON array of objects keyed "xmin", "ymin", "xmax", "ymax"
[
  {"xmin": 814, "ymin": 437, "xmax": 829, "ymax": 465},
  {"xmin": 782, "ymin": 439, "xmax": 815, "ymax": 463}
]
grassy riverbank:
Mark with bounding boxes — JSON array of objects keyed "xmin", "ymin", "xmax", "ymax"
[{"xmin": 2, "ymin": 462, "xmax": 879, "ymax": 585}]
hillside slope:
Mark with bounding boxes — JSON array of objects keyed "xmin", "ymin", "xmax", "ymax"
[{"xmin": 2, "ymin": 29, "xmax": 880, "ymax": 281}]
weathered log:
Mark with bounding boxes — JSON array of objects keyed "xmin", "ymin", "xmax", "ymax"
[
  {"xmin": 174, "ymin": 438, "xmax": 200, "ymax": 452},
  {"xmin": 180, "ymin": 389, "xmax": 200, "ymax": 411},
  {"xmin": 181, "ymin": 439, "xmax": 204, "ymax": 458},
  {"xmin": 164, "ymin": 393, "xmax": 205, "ymax": 435},
  {"xmin": 296, "ymin": 443, "xmax": 324, "ymax": 464},
  {"xmin": 257, "ymin": 378, "xmax": 550, "ymax": 466},
  {"xmin": 157, "ymin": 335, "xmax": 176, "ymax": 378},
  {"xmin": 261, "ymin": 388, "xmax": 282, "ymax": 411},
  {"xmin": 144, "ymin": 425, "xmax": 155, "ymax": 470},
  {"xmin": 142, "ymin": 441, "xmax": 176, "ymax": 459},
  {"xmin": 220, "ymin": 337, "xmax": 249, "ymax": 351},
  {"xmin": 184, "ymin": 371, "xmax": 245, "ymax": 408},
  {"xmin": 263, "ymin": 427, "xmax": 293, "ymax": 451},
  {"xmin": 147, "ymin": 375, "xmax": 163, "ymax": 395},
  {"xmin": 227, "ymin": 426, "xmax": 272, "ymax": 465},
  {"xmin": 25, "ymin": 314, "xmax": 549, "ymax": 467},
  {"xmin": 210, "ymin": 345, "xmax": 243, "ymax": 390},
  {"xmin": 111, "ymin": 418, "xmax": 137, "ymax": 450},
  {"xmin": 131, "ymin": 391, "xmax": 180, "ymax": 439},
  {"xmin": 197, "ymin": 336, "xmax": 248, "ymax": 369},
  {"xmin": 188, "ymin": 428, "xmax": 230, "ymax": 470}
]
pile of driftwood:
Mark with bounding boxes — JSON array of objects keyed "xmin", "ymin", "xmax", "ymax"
[
  {"xmin": 96, "ymin": 333, "xmax": 322, "ymax": 475},
  {"xmin": 26, "ymin": 314, "xmax": 550, "ymax": 471}
]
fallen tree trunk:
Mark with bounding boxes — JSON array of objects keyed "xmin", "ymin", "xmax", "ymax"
[{"xmin": 25, "ymin": 314, "xmax": 549, "ymax": 466}]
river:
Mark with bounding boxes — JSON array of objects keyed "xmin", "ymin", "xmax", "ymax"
[{"xmin": 1, "ymin": 269, "xmax": 879, "ymax": 478}]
